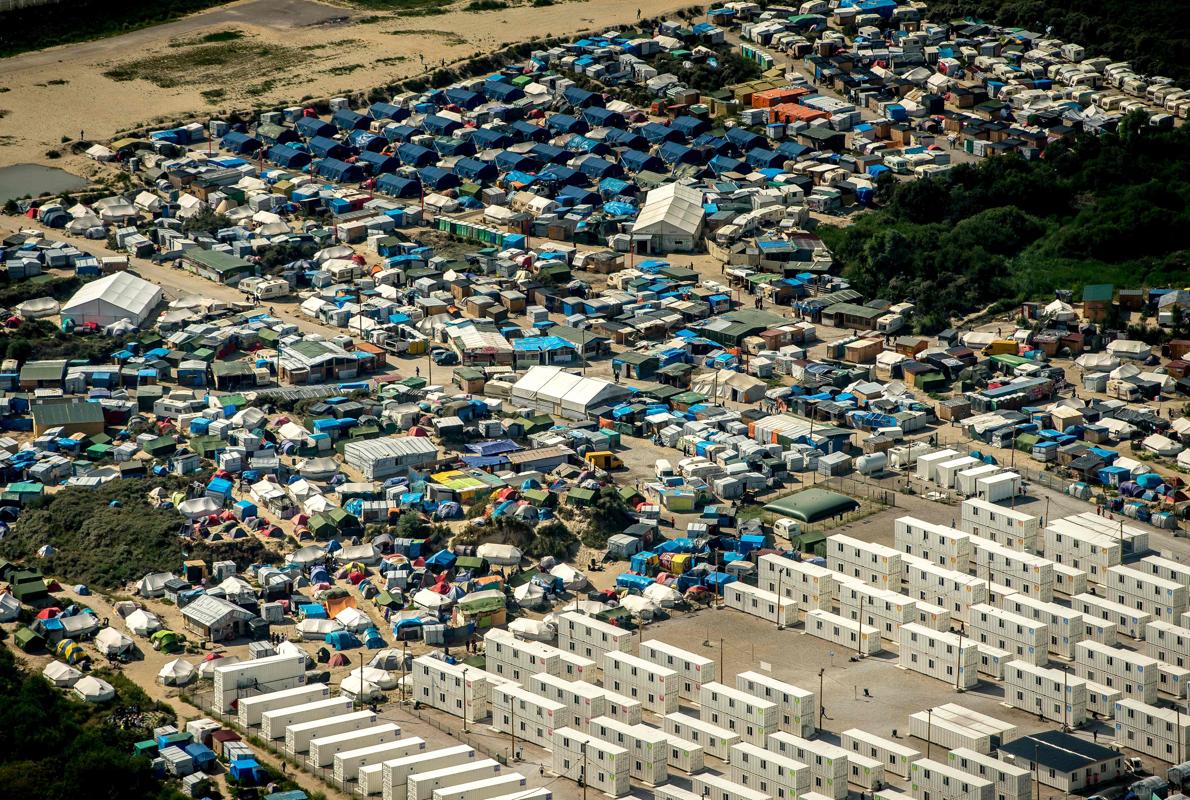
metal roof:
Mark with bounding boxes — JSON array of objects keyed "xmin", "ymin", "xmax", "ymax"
[
  {"xmin": 763, "ymin": 488, "xmax": 860, "ymax": 523},
  {"xmin": 31, "ymin": 401, "xmax": 104, "ymax": 427},
  {"xmin": 181, "ymin": 594, "xmax": 254, "ymax": 627},
  {"xmin": 998, "ymin": 731, "xmax": 1119, "ymax": 773}
]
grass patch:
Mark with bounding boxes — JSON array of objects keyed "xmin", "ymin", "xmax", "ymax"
[
  {"xmin": 465, "ymin": 0, "xmax": 509, "ymax": 9},
  {"xmin": 46, "ymin": 78, "xmax": 69, "ymax": 85},
  {"xmin": 350, "ymin": 0, "xmax": 454, "ymax": 12},
  {"xmin": 375, "ymin": 55, "xmax": 409, "ymax": 65},
  {"xmin": 104, "ymin": 41, "xmax": 303, "ymax": 89},
  {"xmin": 325, "ymin": 63, "xmax": 364, "ymax": 75},
  {"xmin": 532, "ymin": 0, "xmax": 554, "ymax": 6},
  {"xmin": 200, "ymin": 88, "xmax": 226, "ymax": 102},
  {"xmin": 0, "ymin": 110, "xmax": 8, "ymax": 120},
  {"xmin": 0, "ymin": 0, "xmax": 235, "ymax": 58},
  {"xmin": 387, "ymin": 28, "xmax": 466, "ymax": 44}
]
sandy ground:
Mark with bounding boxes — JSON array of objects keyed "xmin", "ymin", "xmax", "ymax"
[{"xmin": 0, "ymin": 0, "xmax": 699, "ymax": 171}]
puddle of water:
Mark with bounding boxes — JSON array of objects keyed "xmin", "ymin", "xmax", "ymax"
[{"xmin": 0, "ymin": 163, "xmax": 90, "ymax": 203}]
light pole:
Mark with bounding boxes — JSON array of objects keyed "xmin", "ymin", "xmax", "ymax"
[{"xmin": 462, "ymin": 666, "xmax": 469, "ymax": 734}]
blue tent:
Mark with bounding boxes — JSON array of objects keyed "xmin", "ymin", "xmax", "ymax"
[
  {"xmin": 325, "ymin": 630, "xmax": 362, "ymax": 650},
  {"xmin": 268, "ymin": 144, "xmax": 311, "ymax": 169},
  {"xmin": 483, "ymin": 80, "xmax": 524, "ymax": 103},
  {"xmin": 444, "ymin": 87, "xmax": 483, "ymax": 109},
  {"xmin": 510, "ymin": 120, "xmax": 549, "ymax": 142},
  {"xmin": 605, "ymin": 128, "xmax": 648, "ymax": 150},
  {"xmin": 221, "ymin": 131, "xmax": 262, "ymax": 154},
  {"xmin": 426, "ymin": 549, "xmax": 457, "ymax": 569},
  {"xmin": 347, "ymin": 130, "xmax": 386, "ymax": 152},
  {"xmin": 540, "ymin": 165, "xmax": 582, "ymax": 186},
  {"xmin": 300, "ymin": 603, "xmax": 327, "ymax": 619},
  {"xmin": 545, "ymin": 114, "xmax": 586, "ymax": 135},
  {"xmin": 557, "ymin": 185, "xmax": 600, "ymax": 206},
  {"xmin": 358, "ymin": 151, "xmax": 399, "ymax": 175},
  {"xmin": 296, "ymin": 117, "xmax": 335, "ymax": 139},
  {"xmin": 377, "ymin": 174, "xmax": 421, "ymax": 198},
  {"xmin": 577, "ymin": 156, "xmax": 621, "ymax": 180},
  {"xmin": 422, "ymin": 114, "xmax": 461, "ymax": 136},
  {"xmin": 369, "ymin": 101, "xmax": 407, "ymax": 121},
  {"xmin": 747, "ymin": 147, "xmax": 785, "ymax": 170},
  {"xmin": 397, "ymin": 143, "xmax": 437, "ymax": 167},
  {"xmin": 620, "ymin": 149, "xmax": 662, "ymax": 173},
  {"xmin": 309, "ymin": 136, "xmax": 348, "ymax": 159},
  {"xmin": 315, "ymin": 158, "xmax": 363, "ymax": 182},
  {"xmin": 563, "ymin": 86, "xmax": 601, "ymax": 108},
  {"xmin": 640, "ymin": 122, "xmax": 681, "ymax": 144},
  {"xmin": 583, "ymin": 107, "xmax": 624, "ymax": 128},
  {"xmin": 362, "ymin": 626, "xmax": 385, "ymax": 648},
  {"xmin": 332, "ymin": 108, "xmax": 369, "ymax": 131},
  {"xmin": 659, "ymin": 141, "xmax": 701, "ymax": 165},
  {"xmin": 454, "ymin": 157, "xmax": 497, "ymax": 183},
  {"xmin": 383, "ymin": 124, "xmax": 421, "ymax": 143},
  {"xmin": 495, "ymin": 150, "xmax": 537, "ymax": 172},
  {"xmin": 726, "ymin": 126, "xmax": 764, "ymax": 151},
  {"xmin": 671, "ymin": 115, "xmax": 708, "ymax": 139},
  {"xmin": 529, "ymin": 142, "xmax": 571, "ymax": 164},
  {"xmin": 418, "ymin": 166, "xmax": 460, "ymax": 191},
  {"xmin": 469, "ymin": 127, "xmax": 512, "ymax": 150}
]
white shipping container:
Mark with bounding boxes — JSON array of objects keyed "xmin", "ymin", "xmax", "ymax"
[
  {"xmin": 654, "ymin": 786, "xmax": 702, "ymax": 800},
  {"xmin": 902, "ymin": 554, "xmax": 988, "ymax": 623},
  {"xmin": 736, "ymin": 671, "xmax": 817, "ymax": 737},
  {"xmin": 431, "ymin": 773, "xmax": 530, "ymax": 800},
  {"xmin": 599, "ymin": 687, "xmax": 643, "ymax": 725},
  {"xmin": 1003, "ymin": 660, "xmax": 1088, "ymax": 725},
  {"xmin": 559, "ymin": 651, "xmax": 596, "ymax": 681},
  {"xmin": 898, "ymin": 623, "xmax": 980, "ymax": 689},
  {"xmin": 700, "ymin": 681, "xmax": 779, "ymax": 746},
  {"xmin": 806, "ymin": 609, "xmax": 882, "ymax": 655},
  {"xmin": 827, "ymin": 533, "xmax": 903, "ymax": 591},
  {"xmin": 557, "ymin": 611, "xmax": 636, "ymax": 663},
  {"xmin": 640, "ymin": 639, "xmax": 716, "ymax": 701},
  {"xmin": 977, "ymin": 643, "xmax": 1010, "ymax": 680},
  {"xmin": 909, "ymin": 758, "xmax": 994, "ymax": 800},
  {"xmin": 308, "ymin": 724, "xmax": 403, "ymax": 768},
  {"xmin": 216, "ymin": 653, "xmax": 308, "ymax": 714},
  {"xmin": 286, "ymin": 710, "xmax": 375, "ymax": 754},
  {"xmin": 842, "ymin": 728, "xmax": 921, "ymax": 778},
  {"xmin": 261, "ymin": 697, "xmax": 353, "ymax": 741},
  {"xmin": 1107, "ymin": 565, "xmax": 1188, "ymax": 622},
  {"xmin": 663, "ymin": 733, "xmax": 704, "ymax": 774},
  {"xmin": 491, "ymin": 684, "xmax": 563, "ymax": 749},
  {"xmin": 915, "ymin": 449, "xmax": 959, "ymax": 482},
  {"xmin": 587, "ymin": 716, "xmax": 668, "ymax": 786},
  {"xmin": 237, "ymin": 683, "xmax": 329, "ymax": 728},
  {"xmin": 407, "ymin": 758, "xmax": 501, "ymax": 800},
  {"xmin": 528, "ymin": 674, "xmax": 605, "ymax": 730},
  {"xmin": 379, "ymin": 745, "xmax": 476, "ymax": 800},
  {"xmin": 1052, "ymin": 563, "xmax": 1089, "ymax": 597},
  {"xmin": 767, "ymin": 731, "xmax": 849, "ymax": 800},
  {"xmin": 895, "ymin": 517, "xmax": 972, "ymax": 571},
  {"xmin": 551, "ymin": 727, "xmax": 630, "ymax": 798},
  {"xmin": 1085, "ymin": 679, "xmax": 1121, "ymax": 719},
  {"xmin": 1140, "ymin": 555, "xmax": 1190, "ymax": 587},
  {"xmin": 837, "ymin": 581, "xmax": 917, "ymax": 643},
  {"xmin": 1145, "ymin": 620, "xmax": 1190, "ymax": 667},
  {"xmin": 848, "ymin": 750, "xmax": 885, "ymax": 790},
  {"xmin": 664, "ymin": 711, "xmax": 740, "ymax": 760},
  {"xmin": 413, "ymin": 656, "xmax": 503, "ymax": 724},
  {"xmin": 1073, "ymin": 640, "xmax": 1159, "ymax": 703},
  {"xmin": 484, "ymin": 629, "xmax": 562, "ymax": 683},
  {"xmin": 602, "ymin": 651, "xmax": 679, "ymax": 715},
  {"xmin": 1000, "ymin": 594, "xmax": 1084, "ymax": 658},
  {"xmin": 968, "ymin": 536, "xmax": 1055, "ymax": 602},
  {"xmin": 1159, "ymin": 662, "xmax": 1190, "ymax": 699},
  {"xmin": 334, "ymin": 738, "xmax": 427, "ymax": 788},
  {"xmin": 730, "ymin": 741, "xmax": 810, "ymax": 800},
  {"xmin": 481, "ymin": 790, "xmax": 549, "ymax": 800},
  {"xmin": 693, "ymin": 771, "xmax": 773, "ymax": 800},
  {"xmin": 960, "ymin": 499, "xmax": 1040, "ymax": 552},
  {"xmin": 724, "ymin": 581, "xmax": 799, "ymax": 626},
  {"xmin": 1114, "ymin": 698, "xmax": 1190, "ymax": 761},
  {"xmin": 969, "ymin": 603, "xmax": 1048, "ymax": 666}
]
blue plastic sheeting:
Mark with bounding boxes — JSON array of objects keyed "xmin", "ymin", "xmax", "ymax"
[
  {"xmin": 616, "ymin": 574, "xmax": 655, "ymax": 591},
  {"xmin": 513, "ymin": 335, "xmax": 571, "ymax": 352}
]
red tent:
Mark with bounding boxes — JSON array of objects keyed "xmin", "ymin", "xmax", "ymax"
[{"xmin": 36, "ymin": 607, "xmax": 62, "ymax": 620}]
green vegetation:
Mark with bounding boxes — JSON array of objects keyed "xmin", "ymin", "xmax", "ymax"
[
  {"xmin": 465, "ymin": 0, "xmax": 509, "ymax": 9},
  {"xmin": 0, "ymin": 318, "xmax": 126, "ymax": 363},
  {"xmin": 350, "ymin": 0, "xmax": 455, "ymax": 13},
  {"xmin": 0, "ymin": 0, "xmax": 233, "ymax": 58},
  {"xmin": 820, "ymin": 112, "xmax": 1190, "ymax": 332},
  {"xmin": 170, "ymin": 28, "xmax": 245, "ymax": 46},
  {"xmin": 0, "ymin": 478, "xmax": 280, "ymax": 590},
  {"xmin": 180, "ymin": 208, "xmax": 232, "ymax": 237},
  {"xmin": 103, "ymin": 40, "xmax": 303, "ymax": 89},
  {"xmin": 455, "ymin": 516, "xmax": 580, "ymax": 560},
  {"xmin": 927, "ymin": 0, "xmax": 1190, "ymax": 87},
  {"xmin": 0, "ymin": 646, "xmax": 183, "ymax": 800}
]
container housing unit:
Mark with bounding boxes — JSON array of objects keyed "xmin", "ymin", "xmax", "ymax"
[
  {"xmin": 902, "ymin": 555, "xmax": 988, "ymax": 623},
  {"xmin": 895, "ymin": 517, "xmax": 972, "ymax": 571},
  {"xmin": 700, "ymin": 681, "xmax": 779, "ymax": 746},
  {"xmin": 898, "ymin": 623, "xmax": 980, "ymax": 689},
  {"xmin": 806, "ymin": 609, "xmax": 882, "ymax": 655},
  {"xmin": 307, "ymin": 723, "xmax": 403, "ymax": 769},
  {"xmin": 959, "ymin": 498, "xmax": 1040, "ymax": 552},
  {"xmin": 640, "ymin": 639, "xmax": 717, "ymax": 701},
  {"xmin": 1106, "ymin": 565, "xmax": 1188, "ymax": 623},
  {"xmin": 236, "ymin": 682, "xmax": 328, "ymax": 728},
  {"xmin": 551, "ymin": 727, "xmax": 631, "ymax": 798},
  {"xmin": 730, "ymin": 741, "xmax": 810, "ymax": 800},
  {"xmin": 602, "ymin": 651, "xmax": 679, "ymax": 715},
  {"xmin": 333, "ymin": 737, "xmax": 427, "ymax": 790},
  {"xmin": 217, "ymin": 654, "xmax": 309, "ymax": 715},
  {"xmin": 1072, "ymin": 640, "xmax": 1159, "ymax": 703},
  {"xmin": 587, "ymin": 715, "xmax": 668, "ymax": 786},
  {"xmin": 836, "ymin": 580, "xmax": 917, "ymax": 643},
  {"xmin": 491, "ymin": 684, "xmax": 564, "ymax": 748},
  {"xmin": 758, "ymin": 553, "xmax": 837, "ymax": 612},
  {"xmin": 1003, "ymin": 660, "xmax": 1088, "ymax": 725},
  {"xmin": 969, "ymin": 603, "xmax": 1048, "ymax": 666},
  {"xmin": 484, "ymin": 628, "xmax": 563, "ymax": 683},
  {"xmin": 827, "ymin": 533, "xmax": 903, "ymax": 590},
  {"xmin": 1114, "ymin": 698, "xmax": 1190, "ymax": 761},
  {"xmin": 841, "ymin": 728, "xmax": 921, "ymax": 778},
  {"xmin": 908, "ymin": 758, "xmax": 994, "ymax": 800},
  {"xmin": 663, "ymin": 711, "xmax": 740, "ymax": 760},
  {"xmin": 735, "ymin": 670, "xmax": 817, "ymax": 737},
  {"xmin": 724, "ymin": 580, "xmax": 798, "ymax": 626},
  {"xmin": 999, "ymin": 594, "xmax": 1085, "ymax": 658},
  {"xmin": 379, "ymin": 745, "xmax": 477, "ymax": 800},
  {"xmin": 767, "ymin": 731, "xmax": 849, "ymax": 800},
  {"xmin": 969, "ymin": 536, "xmax": 1055, "ymax": 601}
]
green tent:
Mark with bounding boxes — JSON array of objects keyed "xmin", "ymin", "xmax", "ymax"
[
  {"xmin": 151, "ymin": 630, "xmax": 182, "ymax": 653},
  {"xmin": 14, "ymin": 626, "xmax": 43, "ymax": 652}
]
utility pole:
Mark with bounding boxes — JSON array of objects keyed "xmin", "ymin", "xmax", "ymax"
[
  {"xmin": 955, "ymin": 628, "xmax": 965, "ymax": 692},
  {"xmin": 462, "ymin": 667, "xmax": 470, "ymax": 734},
  {"xmin": 856, "ymin": 595, "xmax": 865, "ymax": 657},
  {"xmin": 926, "ymin": 707, "xmax": 933, "ymax": 760},
  {"xmin": 357, "ymin": 651, "xmax": 365, "ymax": 710},
  {"xmin": 581, "ymin": 741, "xmax": 589, "ymax": 800},
  {"xmin": 818, "ymin": 667, "xmax": 825, "ymax": 728},
  {"xmin": 776, "ymin": 567, "xmax": 785, "ymax": 629},
  {"xmin": 719, "ymin": 638, "xmax": 725, "ymax": 682}
]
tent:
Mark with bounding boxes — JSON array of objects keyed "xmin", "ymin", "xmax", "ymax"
[
  {"xmin": 158, "ymin": 659, "xmax": 197, "ymax": 686},
  {"xmin": 95, "ymin": 627, "xmax": 134, "ymax": 657},
  {"xmin": 368, "ymin": 649, "xmax": 407, "ymax": 670},
  {"xmin": 347, "ymin": 666, "xmax": 398, "ymax": 690},
  {"xmin": 325, "ymin": 630, "xmax": 362, "ymax": 650},
  {"xmin": 334, "ymin": 607, "xmax": 372, "ymax": 633},
  {"xmin": 328, "ymin": 652, "xmax": 350, "ymax": 667},
  {"xmin": 297, "ymin": 618, "xmax": 343, "ymax": 639},
  {"xmin": 197, "ymin": 653, "xmax": 239, "ymax": 679},
  {"xmin": 0, "ymin": 592, "xmax": 19, "ymax": 622},
  {"xmin": 476, "ymin": 543, "xmax": 521, "ymax": 566},
  {"xmin": 43, "ymin": 660, "xmax": 83, "ymax": 687},
  {"xmin": 55, "ymin": 638, "xmax": 87, "ymax": 665},
  {"xmin": 126, "ymin": 609, "xmax": 163, "ymax": 636},
  {"xmin": 507, "ymin": 617, "xmax": 554, "ymax": 641},
  {"xmin": 60, "ymin": 271, "xmax": 163, "ymax": 327},
  {"xmin": 151, "ymin": 629, "xmax": 183, "ymax": 653},
  {"xmin": 74, "ymin": 675, "xmax": 116, "ymax": 703},
  {"xmin": 138, "ymin": 572, "xmax": 175, "ymax": 597}
]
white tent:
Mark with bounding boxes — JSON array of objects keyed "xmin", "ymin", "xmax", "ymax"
[
  {"xmin": 158, "ymin": 659, "xmax": 197, "ymax": 686},
  {"xmin": 631, "ymin": 182, "xmax": 705, "ymax": 252},
  {"xmin": 512, "ymin": 581, "xmax": 547, "ymax": 610},
  {"xmin": 346, "ymin": 666, "xmax": 398, "ymax": 690},
  {"xmin": 0, "ymin": 592, "xmax": 19, "ymax": 622},
  {"xmin": 1143, "ymin": 434, "xmax": 1184, "ymax": 457},
  {"xmin": 1106, "ymin": 339, "xmax": 1151, "ymax": 360},
  {"xmin": 289, "ymin": 545, "xmax": 327, "ymax": 567},
  {"xmin": 296, "ymin": 618, "xmax": 343, "ymax": 640},
  {"xmin": 412, "ymin": 588, "xmax": 452, "ymax": 610},
  {"xmin": 507, "ymin": 617, "xmax": 555, "ymax": 641},
  {"xmin": 476, "ymin": 543, "xmax": 522, "ymax": 566},
  {"xmin": 549, "ymin": 563, "xmax": 587, "ymax": 591},
  {"xmin": 86, "ymin": 144, "xmax": 115, "ymax": 161},
  {"xmin": 95, "ymin": 627, "xmax": 135, "ymax": 657},
  {"xmin": 511, "ymin": 365, "xmax": 631, "ymax": 420},
  {"xmin": 137, "ymin": 572, "xmax": 174, "ymax": 597},
  {"xmin": 1075, "ymin": 352, "xmax": 1119, "ymax": 372},
  {"xmin": 178, "ymin": 497, "xmax": 220, "ymax": 519},
  {"xmin": 74, "ymin": 675, "xmax": 116, "ymax": 703},
  {"xmin": 197, "ymin": 655, "xmax": 240, "ymax": 679},
  {"xmin": 60, "ymin": 271, "xmax": 163, "ymax": 327},
  {"xmin": 340, "ymin": 678, "xmax": 383, "ymax": 702},
  {"xmin": 368, "ymin": 649, "xmax": 407, "ymax": 670},
  {"xmin": 43, "ymin": 660, "xmax": 84, "ymax": 687},
  {"xmin": 333, "ymin": 607, "xmax": 372, "ymax": 633},
  {"xmin": 642, "ymin": 582, "xmax": 681, "ymax": 608},
  {"xmin": 126, "ymin": 608, "xmax": 162, "ymax": 636},
  {"xmin": 1043, "ymin": 299, "xmax": 1077, "ymax": 321},
  {"xmin": 299, "ymin": 457, "xmax": 340, "ymax": 481},
  {"xmin": 15, "ymin": 298, "xmax": 61, "ymax": 319},
  {"xmin": 618, "ymin": 594, "xmax": 659, "ymax": 619}
]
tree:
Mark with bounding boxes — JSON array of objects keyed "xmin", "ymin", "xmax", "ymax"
[{"xmin": 181, "ymin": 208, "xmax": 232, "ymax": 237}]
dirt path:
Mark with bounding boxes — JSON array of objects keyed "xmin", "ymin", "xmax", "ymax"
[{"xmin": 0, "ymin": 0, "xmax": 700, "ymax": 170}]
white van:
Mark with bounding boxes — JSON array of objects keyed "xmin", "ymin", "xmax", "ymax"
[
  {"xmin": 773, "ymin": 518, "xmax": 802, "ymax": 539},
  {"xmin": 655, "ymin": 459, "xmax": 674, "ymax": 480}
]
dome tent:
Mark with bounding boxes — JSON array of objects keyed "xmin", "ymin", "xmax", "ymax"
[
  {"xmin": 43, "ymin": 660, "xmax": 83, "ymax": 687},
  {"xmin": 74, "ymin": 675, "xmax": 115, "ymax": 703},
  {"xmin": 158, "ymin": 659, "xmax": 197, "ymax": 686}
]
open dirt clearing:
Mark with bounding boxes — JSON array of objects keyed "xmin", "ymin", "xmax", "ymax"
[{"xmin": 0, "ymin": 0, "xmax": 700, "ymax": 172}]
